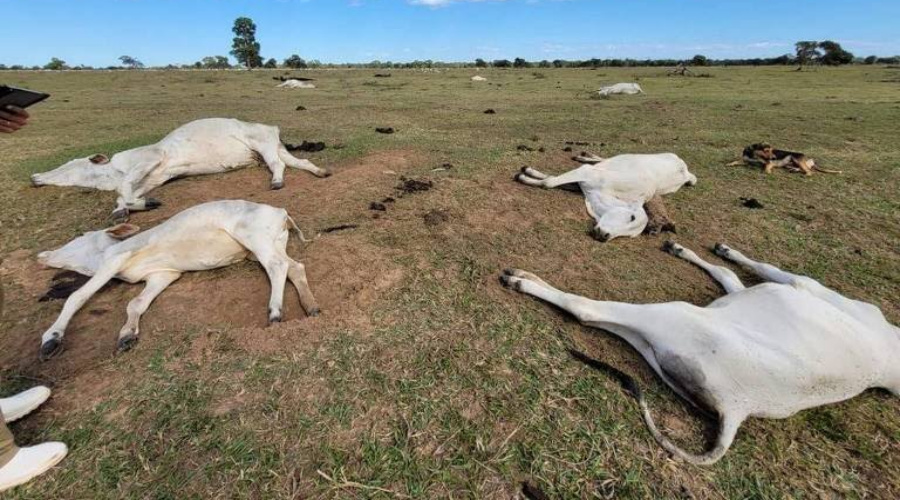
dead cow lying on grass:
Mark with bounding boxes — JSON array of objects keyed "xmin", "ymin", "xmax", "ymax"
[
  {"xmin": 277, "ymin": 79, "xmax": 316, "ymax": 89},
  {"xmin": 515, "ymin": 153, "xmax": 696, "ymax": 241},
  {"xmin": 728, "ymin": 143, "xmax": 841, "ymax": 175},
  {"xmin": 31, "ymin": 118, "xmax": 331, "ymax": 221},
  {"xmin": 36, "ymin": 200, "xmax": 320, "ymax": 359},
  {"xmin": 597, "ymin": 82, "xmax": 643, "ymax": 97},
  {"xmin": 501, "ymin": 242, "xmax": 900, "ymax": 465}
]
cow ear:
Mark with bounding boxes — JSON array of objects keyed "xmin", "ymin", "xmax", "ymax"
[
  {"xmin": 105, "ymin": 223, "xmax": 141, "ymax": 240},
  {"xmin": 89, "ymin": 154, "xmax": 110, "ymax": 165}
]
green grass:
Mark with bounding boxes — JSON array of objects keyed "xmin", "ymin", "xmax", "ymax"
[{"xmin": 1, "ymin": 66, "xmax": 899, "ymax": 499}]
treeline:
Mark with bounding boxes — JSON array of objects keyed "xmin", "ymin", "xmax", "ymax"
[
  {"xmin": 4, "ymin": 55, "xmax": 899, "ymax": 72},
  {"xmin": 4, "ymin": 29, "xmax": 899, "ymax": 72}
]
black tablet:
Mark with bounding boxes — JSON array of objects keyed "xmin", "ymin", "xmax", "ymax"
[{"xmin": 0, "ymin": 85, "xmax": 50, "ymax": 109}]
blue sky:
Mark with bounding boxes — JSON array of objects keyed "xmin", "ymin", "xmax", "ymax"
[{"xmin": 2, "ymin": 0, "xmax": 898, "ymax": 66}]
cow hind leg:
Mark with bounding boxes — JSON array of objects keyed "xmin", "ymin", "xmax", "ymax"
[
  {"xmin": 286, "ymin": 259, "xmax": 320, "ymax": 317},
  {"xmin": 116, "ymin": 271, "xmax": 181, "ymax": 353},
  {"xmin": 665, "ymin": 242, "xmax": 745, "ymax": 294},
  {"xmin": 515, "ymin": 167, "xmax": 590, "ymax": 190},
  {"xmin": 500, "ymin": 269, "xmax": 651, "ymax": 329},
  {"xmin": 520, "ymin": 166, "xmax": 549, "ymax": 180},
  {"xmin": 256, "ymin": 147, "xmax": 288, "ymax": 190},
  {"xmin": 277, "ymin": 144, "xmax": 331, "ymax": 178}
]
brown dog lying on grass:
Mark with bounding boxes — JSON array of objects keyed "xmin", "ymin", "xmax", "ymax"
[{"xmin": 728, "ymin": 144, "xmax": 841, "ymax": 175}]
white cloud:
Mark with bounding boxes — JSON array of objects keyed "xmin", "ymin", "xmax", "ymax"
[{"xmin": 409, "ymin": 0, "xmax": 507, "ymax": 7}]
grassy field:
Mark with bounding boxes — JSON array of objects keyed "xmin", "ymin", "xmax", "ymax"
[{"xmin": 0, "ymin": 66, "xmax": 898, "ymax": 499}]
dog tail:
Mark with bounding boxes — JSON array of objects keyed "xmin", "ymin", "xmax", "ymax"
[
  {"xmin": 567, "ymin": 348, "xmax": 739, "ymax": 466},
  {"xmin": 811, "ymin": 161, "xmax": 842, "ymax": 174}
]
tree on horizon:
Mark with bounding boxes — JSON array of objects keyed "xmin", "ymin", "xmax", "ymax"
[{"xmin": 231, "ymin": 17, "xmax": 262, "ymax": 69}]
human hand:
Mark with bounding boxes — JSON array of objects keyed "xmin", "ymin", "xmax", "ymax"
[{"xmin": 0, "ymin": 105, "xmax": 30, "ymax": 133}]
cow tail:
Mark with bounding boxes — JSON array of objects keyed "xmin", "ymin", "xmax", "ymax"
[
  {"xmin": 286, "ymin": 215, "xmax": 314, "ymax": 243},
  {"xmin": 567, "ymin": 348, "xmax": 739, "ymax": 466}
]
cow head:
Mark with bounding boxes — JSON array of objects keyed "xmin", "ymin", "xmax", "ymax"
[
  {"xmin": 590, "ymin": 202, "xmax": 648, "ymax": 242},
  {"xmin": 37, "ymin": 223, "xmax": 140, "ymax": 275},
  {"xmin": 31, "ymin": 153, "xmax": 114, "ymax": 188}
]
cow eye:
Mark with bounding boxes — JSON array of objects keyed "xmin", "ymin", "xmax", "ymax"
[{"xmin": 630, "ymin": 215, "xmax": 636, "ymax": 222}]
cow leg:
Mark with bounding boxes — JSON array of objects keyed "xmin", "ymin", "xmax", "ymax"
[
  {"xmin": 500, "ymin": 269, "xmax": 648, "ymax": 327},
  {"xmin": 515, "ymin": 166, "xmax": 589, "ymax": 189},
  {"xmin": 39, "ymin": 252, "xmax": 132, "ymax": 359},
  {"xmin": 256, "ymin": 147, "xmax": 288, "ymax": 190},
  {"xmin": 519, "ymin": 167, "xmax": 549, "ymax": 180},
  {"xmin": 664, "ymin": 242, "xmax": 745, "ymax": 294},
  {"xmin": 714, "ymin": 244, "xmax": 802, "ymax": 285},
  {"xmin": 262, "ymin": 257, "xmax": 289, "ymax": 324},
  {"xmin": 713, "ymin": 243, "xmax": 884, "ymax": 324},
  {"xmin": 116, "ymin": 271, "xmax": 181, "ymax": 353},
  {"xmin": 286, "ymin": 259, "xmax": 320, "ymax": 317},
  {"xmin": 501, "ymin": 268, "xmax": 746, "ymax": 466},
  {"xmin": 276, "ymin": 144, "xmax": 331, "ymax": 178},
  {"xmin": 113, "ymin": 195, "xmax": 161, "ymax": 222}
]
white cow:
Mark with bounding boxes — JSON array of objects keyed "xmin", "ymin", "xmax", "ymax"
[
  {"xmin": 36, "ymin": 200, "xmax": 320, "ymax": 359},
  {"xmin": 471, "ymin": 76, "xmax": 487, "ymax": 82},
  {"xmin": 31, "ymin": 118, "xmax": 330, "ymax": 220},
  {"xmin": 277, "ymin": 79, "xmax": 316, "ymax": 89},
  {"xmin": 515, "ymin": 153, "xmax": 697, "ymax": 241},
  {"xmin": 598, "ymin": 83, "xmax": 643, "ymax": 97},
  {"xmin": 500, "ymin": 242, "xmax": 900, "ymax": 465}
]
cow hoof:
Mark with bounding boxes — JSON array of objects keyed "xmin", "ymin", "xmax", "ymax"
[
  {"xmin": 268, "ymin": 313, "xmax": 282, "ymax": 325},
  {"xmin": 39, "ymin": 338, "xmax": 63, "ymax": 361},
  {"xmin": 31, "ymin": 175, "xmax": 44, "ymax": 187},
  {"xmin": 499, "ymin": 273, "xmax": 520, "ymax": 290},
  {"xmin": 514, "ymin": 173, "xmax": 524, "ymax": 183},
  {"xmin": 271, "ymin": 181, "xmax": 284, "ymax": 190},
  {"xmin": 111, "ymin": 209, "xmax": 129, "ymax": 223},
  {"xmin": 713, "ymin": 243, "xmax": 730, "ymax": 257},
  {"xmin": 320, "ymin": 170, "xmax": 333, "ymax": 178},
  {"xmin": 117, "ymin": 334, "xmax": 139, "ymax": 353},
  {"xmin": 307, "ymin": 307, "xmax": 320, "ymax": 317},
  {"xmin": 662, "ymin": 240, "xmax": 682, "ymax": 255},
  {"xmin": 145, "ymin": 198, "xmax": 162, "ymax": 210}
]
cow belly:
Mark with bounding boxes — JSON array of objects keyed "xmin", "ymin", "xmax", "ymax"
[
  {"xmin": 162, "ymin": 137, "xmax": 257, "ymax": 178},
  {"xmin": 118, "ymin": 235, "xmax": 249, "ymax": 281},
  {"xmin": 699, "ymin": 288, "xmax": 886, "ymax": 416}
]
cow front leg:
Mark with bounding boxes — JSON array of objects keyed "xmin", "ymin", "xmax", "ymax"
[
  {"xmin": 113, "ymin": 196, "xmax": 162, "ymax": 221},
  {"xmin": 116, "ymin": 271, "xmax": 181, "ymax": 353},
  {"xmin": 40, "ymin": 253, "xmax": 132, "ymax": 360},
  {"xmin": 664, "ymin": 242, "xmax": 745, "ymax": 294},
  {"xmin": 713, "ymin": 244, "xmax": 801, "ymax": 285}
]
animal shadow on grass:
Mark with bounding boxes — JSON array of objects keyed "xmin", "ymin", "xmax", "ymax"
[{"xmin": 40, "ymin": 271, "xmax": 119, "ymax": 302}]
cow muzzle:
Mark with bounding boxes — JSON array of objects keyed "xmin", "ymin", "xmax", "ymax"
[{"xmin": 590, "ymin": 227, "xmax": 612, "ymax": 242}]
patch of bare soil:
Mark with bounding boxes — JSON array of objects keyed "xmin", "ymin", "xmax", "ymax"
[{"xmin": 0, "ymin": 150, "xmax": 419, "ymax": 384}]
